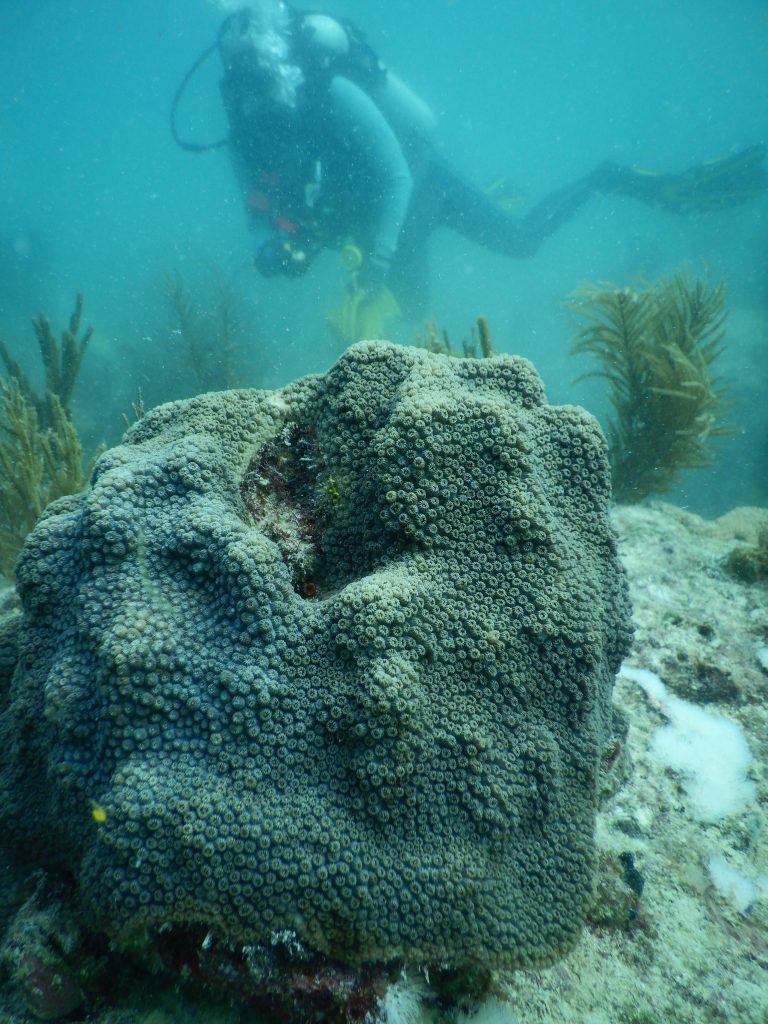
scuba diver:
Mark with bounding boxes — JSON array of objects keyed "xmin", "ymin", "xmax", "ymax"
[{"xmin": 172, "ymin": 1, "xmax": 768, "ymax": 336}]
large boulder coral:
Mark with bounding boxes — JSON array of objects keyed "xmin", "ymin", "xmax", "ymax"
[{"xmin": 0, "ymin": 341, "xmax": 632, "ymax": 976}]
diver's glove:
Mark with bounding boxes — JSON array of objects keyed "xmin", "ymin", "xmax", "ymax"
[
  {"xmin": 356, "ymin": 253, "xmax": 391, "ymax": 300},
  {"xmin": 255, "ymin": 234, "xmax": 312, "ymax": 278}
]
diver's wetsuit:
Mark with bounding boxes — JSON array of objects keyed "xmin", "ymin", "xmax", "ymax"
[
  {"xmin": 229, "ymin": 69, "xmax": 599, "ymax": 316},
  {"xmin": 228, "ymin": 68, "xmax": 598, "ymax": 315},
  {"xmin": 218, "ymin": 5, "xmax": 766, "ymax": 317}
]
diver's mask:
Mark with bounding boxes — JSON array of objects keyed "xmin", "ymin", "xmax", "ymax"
[
  {"xmin": 219, "ymin": 5, "xmax": 304, "ymax": 105},
  {"xmin": 219, "ymin": 65, "xmax": 303, "ymax": 155},
  {"xmin": 170, "ymin": 3, "xmax": 304, "ymax": 153}
]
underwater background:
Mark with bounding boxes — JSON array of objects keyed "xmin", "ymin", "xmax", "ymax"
[
  {"xmin": 1, "ymin": 0, "xmax": 767, "ymax": 512},
  {"xmin": 1, "ymin": 6, "xmax": 768, "ymax": 1024}
]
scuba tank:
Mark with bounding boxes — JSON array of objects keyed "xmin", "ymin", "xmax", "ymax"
[
  {"xmin": 298, "ymin": 12, "xmax": 435, "ymax": 153},
  {"xmin": 372, "ymin": 69, "xmax": 435, "ymax": 155}
]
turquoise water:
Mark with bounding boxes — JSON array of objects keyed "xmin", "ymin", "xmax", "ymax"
[{"xmin": 1, "ymin": 0, "xmax": 766, "ymax": 513}]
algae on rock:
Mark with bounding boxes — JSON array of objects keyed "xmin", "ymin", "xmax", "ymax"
[{"xmin": 724, "ymin": 527, "xmax": 768, "ymax": 584}]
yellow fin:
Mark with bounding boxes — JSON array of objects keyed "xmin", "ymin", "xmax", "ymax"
[{"xmin": 327, "ymin": 286, "xmax": 401, "ymax": 347}]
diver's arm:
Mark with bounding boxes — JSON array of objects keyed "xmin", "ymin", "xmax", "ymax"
[{"xmin": 327, "ymin": 75, "xmax": 413, "ymax": 266}]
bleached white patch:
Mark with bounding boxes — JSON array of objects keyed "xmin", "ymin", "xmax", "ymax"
[
  {"xmin": 707, "ymin": 856, "xmax": 768, "ymax": 914},
  {"xmin": 455, "ymin": 998, "xmax": 518, "ymax": 1024},
  {"xmin": 620, "ymin": 665, "xmax": 756, "ymax": 821},
  {"xmin": 371, "ymin": 975, "xmax": 426, "ymax": 1024}
]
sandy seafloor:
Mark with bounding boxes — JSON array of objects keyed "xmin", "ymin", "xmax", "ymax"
[{"xmin": 0, "ymin": 500, "xmax": 766, "ymax": 1024}]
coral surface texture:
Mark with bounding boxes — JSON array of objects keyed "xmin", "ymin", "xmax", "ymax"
[{"xmin": 0, "ymin": 341, "xmax": 632, "ymax": 971}]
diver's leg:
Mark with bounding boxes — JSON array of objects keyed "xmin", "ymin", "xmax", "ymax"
[
  {"xmin": 388, "ymin": 212, "xmax": 433, "ymax": 318},
  {"xmin": 385, "ymin": 170, "xmax": 447, "ymax": 318},
  {"xmin": 388, "ymin": 154, "xmax": 599, "ymax": 310},
  {"xmin": 428, "ymin": 151, "xmax": 598, "ymax": 258},
  {"xmin": 428, "ymin": 145, "xmax": 768, "ymax": 261},
  {"xmin": 504, "ymin": 177, "xmax": 597, "ymax": 256},
  {"xmin": 388, "ymin": 244, "xmax": 430, "ymax": 319}
]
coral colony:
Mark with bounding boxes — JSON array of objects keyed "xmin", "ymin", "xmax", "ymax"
[{"xmin": 0, "ymin": 342, "xmax": 631, "ymax": 1020}]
